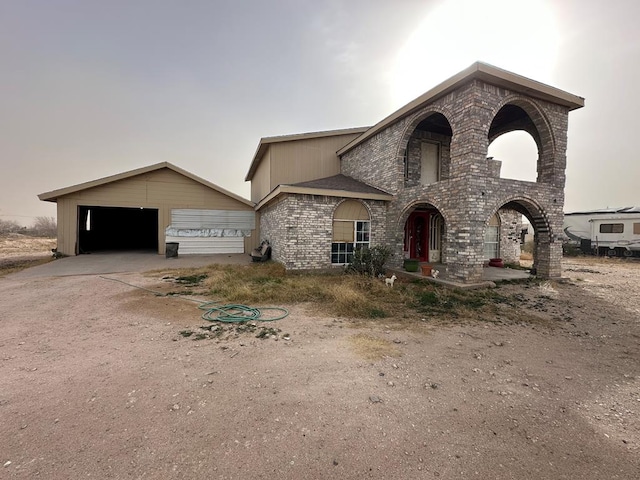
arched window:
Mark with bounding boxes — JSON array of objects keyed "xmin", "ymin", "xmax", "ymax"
[{"xmin": 331, "ymin": 200, "xmax": 370, "ymax": 265}]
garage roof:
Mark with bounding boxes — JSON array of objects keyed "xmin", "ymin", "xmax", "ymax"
[{"xmin": 38, "ymin": 162, "xmax": 254, "ymax": 207}]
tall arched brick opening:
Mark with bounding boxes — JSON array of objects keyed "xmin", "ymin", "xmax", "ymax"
[
  {"xmin": 488, "ymin": 96, "xmax": 557, "ymax": 186},
  {"xmin": 486, "ymin": 195, "xmax": 560, "ymax": 279}
]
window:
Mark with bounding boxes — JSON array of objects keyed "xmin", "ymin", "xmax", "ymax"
[
  {"xmin": 484, "ymin": 214, "xmax": 500, "ymax": 260},
  {"xmin": 633, "ymin": 223, "xmax": 640, "ymax": 235},
  {"xmin": 420, "ymin": 141, "xmax": 440, "ymax": 185},
  {"xmin": 484, "ymin": 227, "xmax": 499, "ymax": 259},
  {"xmin": 356, "ymin": 220, "xmax": 370, "ymax": 245},
  {"xmin": 331, "ymin": 221, "xmax": 371, "ymax": 264},
  {"xmin": 331, "ymin": 241, "xmax": 354, "ymax": 265},
  {"xmin": 599, "ymin": 223, "xmax": 624, "ymax": 234},
  {"xmin": 332, "ymin": 200, "xmax": 370, "ymax": 265}
]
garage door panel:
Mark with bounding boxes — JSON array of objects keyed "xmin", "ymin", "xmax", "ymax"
[
  {"xmin": 171, "ymin": 209, "xmax": 255, "ymax": 230},
  {"xmin": 165, "ymin": 236, "xmax": 244, "ymax": 254}
]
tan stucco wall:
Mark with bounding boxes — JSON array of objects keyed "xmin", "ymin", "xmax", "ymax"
[
  {"xmin": 251, "ymin": 149, "xmax": 271, "ymax": 204},
  {"xmin": 250, "ymin": 132, "xmax": 363, "ymax": 204},
  {"xmin": 55, "ymin": 168, "xmax": 254, "ymax": 256}
]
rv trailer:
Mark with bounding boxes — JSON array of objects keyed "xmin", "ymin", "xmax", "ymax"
[{"xmin": 563, "ymin": 207, "xmax": 640, "ymax": 257}]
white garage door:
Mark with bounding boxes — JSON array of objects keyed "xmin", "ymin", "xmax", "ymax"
[
  {"xmin": 165, "ymin": 236, "xmax": 244, "ymax": 254},
  {"xmin": 165, "ymin": 209, "xmax": 254, "ymax": 255}
]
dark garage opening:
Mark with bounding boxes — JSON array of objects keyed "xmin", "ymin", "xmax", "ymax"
[{"xmin": 78, "ymin": 206, "xmax": 158, "ymax": 253}]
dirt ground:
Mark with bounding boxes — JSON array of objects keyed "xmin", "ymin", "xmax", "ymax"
[{"xmin": 1, "ymin": 245, "xmax": 639, "ymax": 479}]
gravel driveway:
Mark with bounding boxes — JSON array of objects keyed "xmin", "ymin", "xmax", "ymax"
[{"xmin": 1, "ymin": 257, "xmax": 639, "ymax": 479}]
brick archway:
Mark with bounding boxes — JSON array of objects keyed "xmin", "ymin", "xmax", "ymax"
[
  {"xmin": 487, "ymin": 195, "xmax": 559, "ymax": 278},
  {"xmin": 488, "ymin": 96, "xmax": 557, "ymax": 185}
]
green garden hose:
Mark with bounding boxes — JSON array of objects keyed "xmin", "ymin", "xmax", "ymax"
[
  {"xmin": 198, "ymin": 301, "xmax": 289, "ymax": 323},
  {"xmin": 100, "ymin": 276, "xmax": 289, "ymax": 323}
]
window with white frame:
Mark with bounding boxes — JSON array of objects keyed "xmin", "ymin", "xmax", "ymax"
[
  {"xmin": 484, "ymin": 213, "xmax": 500, "ymax": 260},
  {"xmin": 331, "ymin": 200, "xmax": 371, "ymax": 265}
]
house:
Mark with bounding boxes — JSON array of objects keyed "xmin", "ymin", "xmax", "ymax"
[
  {"xmin": 39, "ymin": 162, "xmax": 256, "ymax": 256},
  {"xmin": 246, "ymin": 62, "xmax": 584, "ymax": 282}
]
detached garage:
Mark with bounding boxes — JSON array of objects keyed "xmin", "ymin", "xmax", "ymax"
[{"xmin": 38, "ymin": 162, "xmax": 256, "ymax": 256}]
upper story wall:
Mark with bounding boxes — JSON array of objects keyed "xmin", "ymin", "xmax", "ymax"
[
  {"xmin": 251, "ymin": 149, "xmax": 271, "ymax": 203},
  {"xmin": 249, "ymin": 131, "xmax": 363, "ymax": 203},
  {"xmin": 340, "ymin": 78, "xmax": 573, "ymax": 194}
]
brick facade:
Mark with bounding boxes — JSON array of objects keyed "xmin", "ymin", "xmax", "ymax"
[
  {"xmin": 254, "ymin": 66, "xmax": 581, "ymax": 282},
  {"xmin": 340, "ymin": 78, "xmax": 571, "ymax": 282},
  {"xmin": 259, "ymin": 194, "xmax": 387, "ymax": 270}
]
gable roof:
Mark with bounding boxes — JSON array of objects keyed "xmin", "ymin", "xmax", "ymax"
[
  {"xmin": 337, "ymin": 61, "xmax": 585, "ymax": 156},
  {"xmin": 255, "ymin": 174, "xmax": 393, "ymax": 210},
  {"xmin": 291, "ymin": 174, "xmax": 391, "ymax": 195},
  {"xmin": 38, "ymin": 161, "xmax": 254, "ymax": 207},
  {"xmin": 244, "ymin": 127, "xmax": 369, "ymax": 181}
]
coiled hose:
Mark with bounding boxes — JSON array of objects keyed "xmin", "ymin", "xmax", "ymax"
[{"xmin": 100, "ymin": 276, "xmax": 289, "ymax": 323}]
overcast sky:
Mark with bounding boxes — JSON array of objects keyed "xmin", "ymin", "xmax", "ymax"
[{"xmin": 1, "ymin": 0, "xmax": 638, "ymax": 226}]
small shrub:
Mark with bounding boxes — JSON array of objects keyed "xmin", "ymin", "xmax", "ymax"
[
  {"xmin": 347, "ymin": 245, "xmax": 391, "ymax": 277},
  {"xmin": 562, "ymin": 243, "xmax": 582, "ymax": 256}
]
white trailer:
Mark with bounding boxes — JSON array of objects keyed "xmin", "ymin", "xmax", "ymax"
[{"xmin": 563, "ymin": 207, "xmax": 640, "ymax": 257}]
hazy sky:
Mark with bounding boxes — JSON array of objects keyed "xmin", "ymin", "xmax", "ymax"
[{"xmin": 1, "ymin": 0, "xmax": 638, "ymax": 226}]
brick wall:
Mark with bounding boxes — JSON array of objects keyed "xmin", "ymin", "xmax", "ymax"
[
  {"xmin": 340, "ymin": 78, "xmax": 571, "ymax": 282},
  {"xmin": 259, "ymin": 195, "xmax": 388, "ymax": 270},
  {"xmin": 498, "ymin": 209, "xmax": 522, "ymax": 264}
]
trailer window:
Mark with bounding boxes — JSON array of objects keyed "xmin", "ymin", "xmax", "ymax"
[
  {"xmin": 599, "ymin": 223, "xmax": 624, "ymax": 234},
  {"xmin": 634, "ymin": 223, "xmax": 640, "ymax": 235}
]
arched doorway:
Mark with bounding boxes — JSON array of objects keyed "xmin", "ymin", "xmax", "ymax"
[
  {"xmin": 490, "ymin": 197, "xmax": 555, "ymax": 277},
  {"xmin": 403, "ymin": 204, "xmax": 445, "ymax": 263}
]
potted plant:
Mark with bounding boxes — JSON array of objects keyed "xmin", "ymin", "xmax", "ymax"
[
  {"xmin": 403, "ymin": 258, "xmax": 420, "ymax": 272},
  {"xmin": 488, "ymin": 258, "xmax": 504, "ymax": 268},
  {"xmin": 421, "ymin": 264, "xmax": 433, "ymax": 276}
]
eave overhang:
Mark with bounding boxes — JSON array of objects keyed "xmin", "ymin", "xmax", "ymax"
[{"xmin": 255, "ymin": 185, "xmax": 393, "ymax": 211}]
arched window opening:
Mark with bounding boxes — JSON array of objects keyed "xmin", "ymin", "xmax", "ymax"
[
  {"xmin": 488, "ymin": 104, "xmax": 540, "ymax": 182},
  {"xmin": 331, "ymin": 200, "xmax": 370, "ymax": 265},
  {"xmin": 487, "ymin": 131, "xmax": 538, "ymax": 182},
  {"xmin": 403, "ymin": 113, "xmax": 452, "ymax": 186}
]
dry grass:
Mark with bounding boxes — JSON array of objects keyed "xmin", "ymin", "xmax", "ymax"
[
  {"xmin": 155, "ymin": 262, "xmax": 417, "ymax": 319},
  {"xmin": 0, "ymin": 256, "xmax": 54, "ymax": 277},
  {"xmin": 0, "ymin": 234, "xmax": 56, "ymax": 257},
  {"xmin": 0, "ymin": 234, "xmax": 57, "ymax": 276},
  {"xmin": 347, "ymin": 334, "xmax": 401, "ymax": 360},
  {"xmin": 154, "ymin": 262, "xmax": 537, "ymax": 323}
]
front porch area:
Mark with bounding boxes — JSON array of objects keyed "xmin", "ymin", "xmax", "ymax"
[{"xmin": 389, "ymin": 262, "xmax": 532, "ymax": 290}]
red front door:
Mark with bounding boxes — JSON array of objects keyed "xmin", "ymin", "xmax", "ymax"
[{"xmin": 406, "ymin": 211, "xmax": 430, "ymax": 261}]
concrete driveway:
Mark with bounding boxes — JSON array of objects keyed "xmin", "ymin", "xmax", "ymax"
[{"xmin": 7, "ymin": 251, "xmax": 252, "ymax": 279}]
